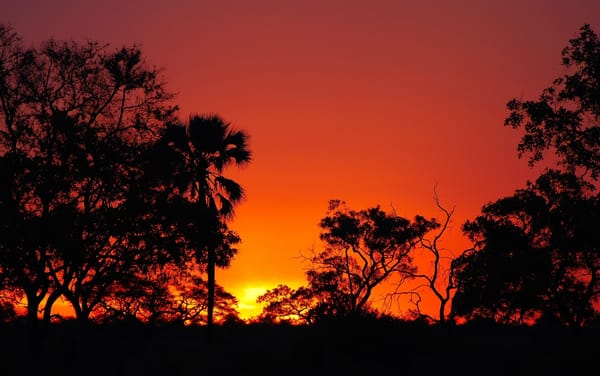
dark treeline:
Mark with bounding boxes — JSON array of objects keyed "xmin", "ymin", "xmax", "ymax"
[{"xmin": 0, "ymin": 20, "xmax": 599, "ymax": 341}]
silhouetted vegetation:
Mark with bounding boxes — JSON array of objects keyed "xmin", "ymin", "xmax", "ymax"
[
  {"xmin": 257, "ymin": 199, "xmax": 438, "ymax": 324},
  {"xmin": 451, "ymin": 24, "xmax": 600, "ymax": 326},
  {"xmin": 0, "ymin": 20, "xmax": 599, "ymax": 376},
  {"xmin": 454, "ymin": 171, "xmax": 599, "ymax": 325},
  {"xmin": 406, "ymin": 190, "xmax": 467, "ymax": 323},
  {"xmin": 256, "ymin": 24, "xmax": 600, "ymax": 327},
  {"xmin": 0, "ymin": 25, "xmax": 249, "ymax": 326},
  {"xmin": 142, "ymin": 114, "xmax": 251, "ymax": 327}
]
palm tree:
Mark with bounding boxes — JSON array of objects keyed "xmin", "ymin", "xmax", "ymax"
[
  {"xmin": 144, "ymin": 113, "xmax": 250, "ymax": 327},
  {"xmin": 185, "ymin": 114, "xmax": 251, "ymax": 327}
]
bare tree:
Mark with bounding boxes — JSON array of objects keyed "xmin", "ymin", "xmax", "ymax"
[{"xmin": 386, "ymin": 189, "xmax": 472, "ymax": 324}]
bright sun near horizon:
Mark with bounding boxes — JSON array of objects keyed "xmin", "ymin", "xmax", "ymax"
[{"xmin": 237, "ymin": 286, "xmax": 269, "ymax": 319}]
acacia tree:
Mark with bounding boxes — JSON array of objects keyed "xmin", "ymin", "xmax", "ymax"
[
  {"xmin": 453, "ymin": 24, "xmax": 600, "ymax": 326},
  {"xmin": 256, "ymin": 284, "xmax": 317, "ymax": 324},
  {"xmin": 257, "ymin": 200, "xmax": 436, "ymax": 322},
  {"xmin": 319, "ymin": 200, "xmax": 437, "ymax": 315},
  {"xmin": 0, "ymin": 25, "xmax": 178, "ymax": 324}
]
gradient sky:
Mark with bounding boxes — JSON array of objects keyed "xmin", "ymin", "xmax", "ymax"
[{"xmin": 3, "ymin": 0, "xmax": 600, "ymax": 318}]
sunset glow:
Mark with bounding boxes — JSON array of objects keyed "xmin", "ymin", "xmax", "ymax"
[
  {"xmin": 4, "ymin": 0, "xmax": 600, "ymax": 321},
  {"xmin": 238, "ymin": 286, "xmax": 269, "ymax": 319}
]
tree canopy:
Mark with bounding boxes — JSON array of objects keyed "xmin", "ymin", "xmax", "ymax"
[
  {"xmin": 452, "ymin": 24, "xmax": 600, "ymax": 326},
  {"xmin": 257, "ymin": 200, "xmax": 437, "ymax": 324},
  {"xmin": 506, "ymin": 23, "xmax": 600, "ymax": 182},
  {"xmin": 0, "ymin": 25, "xmax": 249, "ymax": 325}
]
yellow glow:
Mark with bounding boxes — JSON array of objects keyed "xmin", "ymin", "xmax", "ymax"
[{"xmin": 236, "ymin": 286, "xmax": 269, "ymax": 320}]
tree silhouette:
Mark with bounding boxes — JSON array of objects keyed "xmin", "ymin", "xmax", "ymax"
[
  {"xmin": 506, "ymin": 23, "xmax": 600, "ymax": 183},
  {"xmin": 0, "ymin": 25, "xmax": 187, "ymax": 324},
  {"xmin": 454, "ymin": 171, "xmax": 598, "ymax": 325},
  {"xmin": 454, "ymin": 24, "xmax": 600, "ymax": 326},
  {"xmin": 96, "ymin": 261, "xmax": 239, "ymax": 325},
  {"xmin": 143, "ymin": 114, "xmax": 251, "ymax": 327},
  {"xmin": 0, "ymin": 25, "xmax": 50, "ymax": 325},
  {"xmin": 256, "ymin": 284, "xmax": 317, "ymax": 324},
  {"xmin": 186, "ymin": 114, "xmax": 250, "ymax": 327},
  {"xmin": 0, "ymin": 25, "xmax": 253, "ymax": 326},
  {"xmin": 258, "ymin": 200, "xmax": 436, "ymax": 322},
  {"xmin": 398, "ymin": 191, "xmax": 469, "ymax": 324}
]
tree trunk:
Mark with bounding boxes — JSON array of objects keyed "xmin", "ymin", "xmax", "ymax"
[
  {"xmin": 439, "ymin": 300, "xmax": 446, "ymax": 324},
  {"xmin": 207, "ymin": 246, "xmax": 216, "ymax": 328},
  {"xmin": 42, "ymin": 289, "xmax": 62, "ymax": 324},
  {"xmin": 25, "ymin": 291, "xmax": 43, "ymax": 327}
]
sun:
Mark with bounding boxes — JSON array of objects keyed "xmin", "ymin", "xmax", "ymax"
[{"xmin": 235, "ymin": 286, "xmax": 270, "ymax": 320}]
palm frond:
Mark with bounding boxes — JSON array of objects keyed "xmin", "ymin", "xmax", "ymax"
[
  {"xmin": 228, "ymin": 147, "xmax": 252, "ymax": 166},
  {"xmin": 217, "ymin": 194, "xmax": 235, "ymax": 218},
  {"xmin": 226, "ymin": 131, "xmax": 249, "ymax": 150},
  {"xmin": 187, "ymin": 114, "xmax": 227, "ymax": 154},
  {"xmin": 215, "ymin": 176, "xmax": 244, "ymax": 203}
]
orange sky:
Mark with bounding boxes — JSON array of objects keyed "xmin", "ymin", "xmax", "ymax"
[{"xmin": 4, "ymin": 0, "xmax": 600, "ymax": 319}]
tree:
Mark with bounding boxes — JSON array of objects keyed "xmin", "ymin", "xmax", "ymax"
[
  {"xmin": 97, "ymin": 261, "xmax": 240, "ymax": 326},
  {"xmin": 0, "ymin": 24, "xmax": 50, "ymax": 325},
  {"xmin": 317, "ymin": 200, "xmax": 436, "ymax": 316},
  {"xmin": 0, "ymin": 25, "xmax": 178, "ymax": 324},
  {"xmin": 256, "ymin": 284, "xmax": 317, "ymax": 324},
  {"xmin": 143, "ymin": 114, "xmax": 251, "ymax": 327},
  {"xmin": 257, "ymin": 200, "xmax": 436, "ymax": 323},
  {"xmin": 186, "ymin": 114, "xmax": 250, "ymax": 327},
  {"xmin": 454, "ymin": 171, "xmax": 598, "ymax": 325},
  {"xmin": 505, "ymin": 23, "xmax": 600, "ymax": 183},
  {"xmin": 403, "ymin": 191, "xmax": 466, "ymax": 324},
  {"xmin": 0, "ymin": 25, "xmax": 252, "ymax": 327},
  {"xmin": 452, "ymin": 24, "xmax": 600, "ymax": 327}
]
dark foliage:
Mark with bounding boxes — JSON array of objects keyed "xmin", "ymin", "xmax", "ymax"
[
  {"xmin": 506, "ymin": 23, "xmax": 600, "ymax": 182},
  {"xmin": 257, "ymin": 200, "xmax": 437, "ymax": 323},
  {"xmin": 454, "ymin": 24, "xmax": 600, "ymax": 326},
  {"xmin": 0, "ymin": 25, "xmax": 248, "ymax": 325}
]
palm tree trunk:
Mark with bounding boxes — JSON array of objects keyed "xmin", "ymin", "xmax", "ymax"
[{"xmin": 207, "ymin": 246, "xmax": 216, "ymax": 327}]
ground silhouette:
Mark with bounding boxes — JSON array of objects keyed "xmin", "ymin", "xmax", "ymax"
[{"xmin": 1, "ymin": 318, "xmax": 596, "ymax": 375}]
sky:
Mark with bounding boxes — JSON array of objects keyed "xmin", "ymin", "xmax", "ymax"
[{"xmin": 3, "ymin": 0, "xmax": 600, "ymax": 319}]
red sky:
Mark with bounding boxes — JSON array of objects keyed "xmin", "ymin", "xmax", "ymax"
[{"xmin": 4, "ymin": 0, "xmax": 600, "ymax": 318}]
